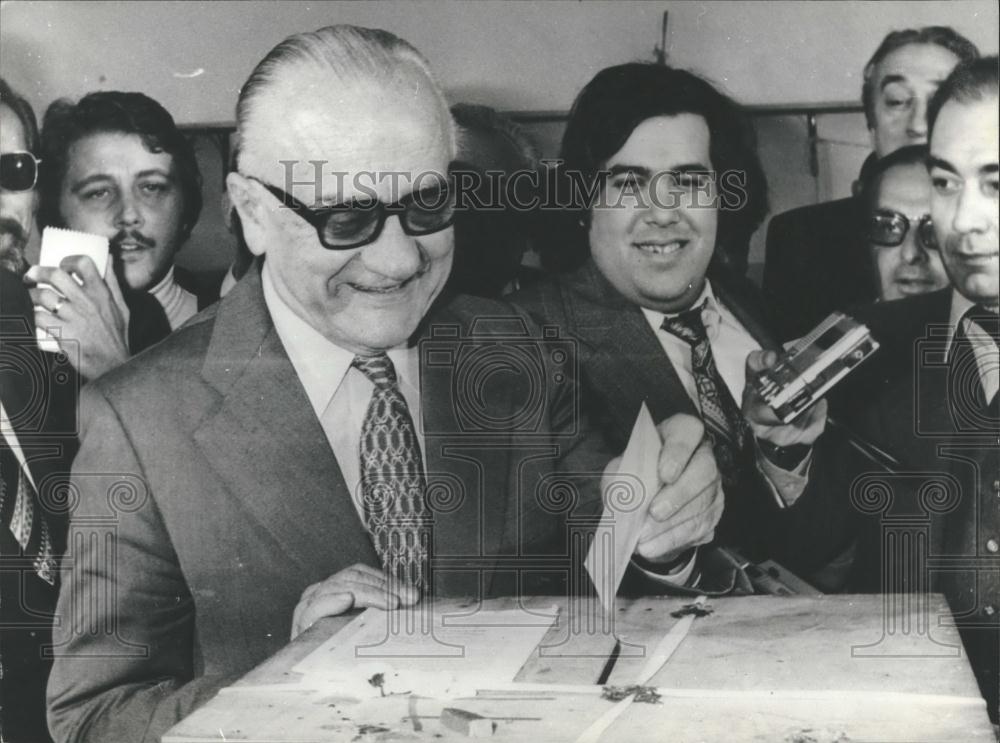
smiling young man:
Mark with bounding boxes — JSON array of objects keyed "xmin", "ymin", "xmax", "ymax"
[
  {"xmin": 27, "ymin": 92, "xmax": 210, "ymax": 380},
  {"xmin": 46, "ymin": 28, "xmax": 728, "ymax": 743},
  {"xmin": 512, "ymin": 63, "xmax": 846, "ymax": 592},
  {"xmin": 764, "ymin": 26, "xmax": 978, "ymax": 340},
  {"xmin": 833, "ymin": 56, "xmax": 999, "ymax": 722}
]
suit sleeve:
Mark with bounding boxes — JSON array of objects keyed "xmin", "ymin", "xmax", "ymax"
[
  {"xmin": 47, "ymin": 386, "xmax": 236, "ymax": 743},
  {"xmin": 763, "ymin": 212, "xmax": 815, "ymax": 342}
]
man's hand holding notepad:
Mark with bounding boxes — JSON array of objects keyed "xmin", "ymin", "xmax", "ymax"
[{"xmin": 26, "ymin": 227, "xmax": 131, "ymax": 377}]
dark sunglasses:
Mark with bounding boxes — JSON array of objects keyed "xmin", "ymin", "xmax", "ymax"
[
  {"xmin": 0, "ymin": 151, "xmax": 42, "ymax": 192},
  {"xmin": 868, "ymin": 209, "xmax": 938, "ymax": 251},
  {"xmin": 248, "ymin": 175, "xmax": 456, "ymax": 251}
]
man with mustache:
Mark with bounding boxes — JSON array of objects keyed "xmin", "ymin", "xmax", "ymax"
[
  {"xmin": 0, "ymin": 76, "xmax": 75, "ymax": 743},
  {"xmin": 27, "ymin": 91, "xmax": 213, "ymax": 380}
]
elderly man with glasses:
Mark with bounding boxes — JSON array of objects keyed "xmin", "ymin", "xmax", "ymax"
[{"xmin": 47, "ymin": 26, "xmax": 726, "ymax": 743}]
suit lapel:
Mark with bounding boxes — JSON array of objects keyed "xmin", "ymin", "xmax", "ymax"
[
  {"xmin": 561, "ymin": 263, "xmax": 697, "ymax": 438},
  {"xmin": 193, "ymin": 272, "xmax": 377, "ymax": 574},
  {"xmin": 417, "ymin": 304, "xmax": 510, "ymax": 596}
]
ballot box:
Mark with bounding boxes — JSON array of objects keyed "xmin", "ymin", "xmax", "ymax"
[{"xmin": 163, "ymin": 594, "xmax": 995, "ymax": 742}]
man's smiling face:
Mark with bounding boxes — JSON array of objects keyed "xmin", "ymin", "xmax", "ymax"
[
  {"xmin": 234, "ymin": 69, "xmax": 456, "ymax": 354},
  {"xmin": 588, "ymin": 113, "xmax": 717, "ymax": 313}
]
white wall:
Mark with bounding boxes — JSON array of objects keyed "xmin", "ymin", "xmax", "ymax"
[
  {"xmin": 2, "ymin": 1, "xmax": 997, "ymax": 124},
  {"xmin": 2, "ymin": 1, "xmax": 997, "ymax": 277}
]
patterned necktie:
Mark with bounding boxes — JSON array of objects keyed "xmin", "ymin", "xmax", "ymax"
[
  {"xmin": 661, "ymin": 305, "xmax": 752, "ymax": 488},
  {"xmin": 948, "ymin": 305, "xmax": 1000, "ymax": 423},
  {"xmin": 1, "ymin": 436, "xmax": 56, "ymax": 585},
  {"xmin": 353, "ymin": 353, "xmax": 430, "ymax": 589}
]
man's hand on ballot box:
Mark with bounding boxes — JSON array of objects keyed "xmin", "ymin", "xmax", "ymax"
[
  {"xmin": 291, "ymin": 563, "xmax": 420, "ymax": 640},
  {"xmin": 604, "ymin": 413, "xmax": 724, "ymax": 568}
]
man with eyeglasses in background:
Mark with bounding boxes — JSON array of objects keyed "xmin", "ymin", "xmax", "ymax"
[
  {"xmin": 828, "ymin": 56, "xmax": 999, "ymax": 722},
  {"xmin": 860, "ymin": 144, "xmax": 950, "ymax": 302},
  {"xmin": 47, "ymin": 26, "xmax": 725, "ymax": 743},
  {"xmin": 764, "ymin": 26, "xmax": 978, "ymax": 340}
]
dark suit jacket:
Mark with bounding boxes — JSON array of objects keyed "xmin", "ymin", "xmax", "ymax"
[
  {"xmin": 1, "ymin": 270, "xmax": 76, "ymax": 743},
  {"xmin": 509, "ymin": 260, "xmax": 855, "ymax": 582},
  {"xmin": 834, "ymin": 289, "xmax": 999, "ymax": 721},
  {"xmin": 119, "ymin": 266, "xmax": 222, "ymax": 361},
  {"xmin": 763, "ymin": 196, "xmax": 877, "ymax": 341},
  {"xmin": 46, "ymin": 269, "xmax": 606, "ymax": 743},
  {"xmin": 174, "ymin": 265, "xmax": 224, "ymax": 312}
]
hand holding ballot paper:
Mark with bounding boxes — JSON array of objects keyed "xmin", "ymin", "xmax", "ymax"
[
  {"xmin": 26, "ymin": 226, "xmax": 131, "ymax": 377},
  {"xmin": 587, "ymin": 405, "xmax": 724, "ymax": 614}
]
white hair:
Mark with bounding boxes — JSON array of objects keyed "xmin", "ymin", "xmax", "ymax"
[{"xmin": 236, "ymin": 25, "xmax": 455, "ymax": 167}]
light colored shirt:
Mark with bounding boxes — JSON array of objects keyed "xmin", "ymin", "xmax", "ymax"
[
  {"xmin": 640, "ymin": 281, "xmax": 810, "ymax": 508},
  {"xmin": 261, "ymin": 267, "xmax": 424, "ymax": 520},
  {"xmin": 149, "ymin": 267, "xmax": 198, "ymax": 330},
  {"xmin": 946, "ymin": 290, "xmax": 999, "ymax": 405}
]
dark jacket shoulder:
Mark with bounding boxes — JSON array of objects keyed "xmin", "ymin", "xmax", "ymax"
[
  {"xmin": 768, "ymin": 196, "xmax": 861, "ymax": 236},
  {"xmin": 174, "ymin": 265, "xmax": 225, "ymax": 311}
]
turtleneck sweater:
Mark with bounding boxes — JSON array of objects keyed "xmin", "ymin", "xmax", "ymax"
[{"xmin": 148, "ymin": 266, "xmax": 197, "ymax": 330}]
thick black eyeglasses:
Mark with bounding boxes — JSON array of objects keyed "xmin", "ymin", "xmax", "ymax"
[
  {"xmin": 248, "ymin": 175, "xmax": 456, "ymax": 250},
  {"xmin": 0, "ymin": 151, "xmax": 42, "ymax": 192},
  {"xmin": 868, "ymin": 209, "xmax": 938, "ymax": 251}
]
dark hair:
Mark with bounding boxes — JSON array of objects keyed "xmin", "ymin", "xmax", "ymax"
[
  {"xmin": 0, "ymin": 77, "xmax": 39, "ymax": 155},
  {"xmin": 540, "ymin": 62, "xmax": 767, "ymax": 275},
  {"xmin": 450, "ymin": 103, "xmax": 541, "ymax": 168},
  {"xmin": 858, "ymin": 143, "xmax": 929, "ymax": 213},
  {"xmin": 927, "ymin": 55, "xmax": 1000, "ymax": 135},
  {"xmin": 861, "ymin": 27, "xmax": 979, "ymax": 129},
  {"xmin": 38, "ymin": 91, "xmax": 202, "ymax": 241}
]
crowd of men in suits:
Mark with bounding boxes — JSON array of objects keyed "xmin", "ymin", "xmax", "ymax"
[{"xmin": 0, "ymin": 21, "xmax": 997, "ymax": 743}]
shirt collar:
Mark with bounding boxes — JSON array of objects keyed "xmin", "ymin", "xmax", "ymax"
[
  {"xmin": 640, "ymin": 280, "xmax": 723, "ymax": 333},
  {"xmin": 148, "ymin": 266, "xmax": 176, "ymax": 297},
  {"xmin": 261, "ymin": 266, "xmax": 417, "ymax": 418},
  {"xmin": 947, "ymin": 289, "xmax": 977, "ymax": 357}
]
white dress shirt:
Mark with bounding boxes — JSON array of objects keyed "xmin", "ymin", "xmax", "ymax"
[
  {"xmin": 262, "ymin": 267, "xmax": 424, "ymax": 520},
  {"xmin": 946, "ymin": 290, "xmax": 999, "ymax": 405}
]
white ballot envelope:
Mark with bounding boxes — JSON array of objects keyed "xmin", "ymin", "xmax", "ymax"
[
  {"xmin": 585, "ymin": 402, "xmax": 661, "ymax": 617},
  {"xmin": 35, "ymin": 227, "xmax": 110, "ymax": 352}
]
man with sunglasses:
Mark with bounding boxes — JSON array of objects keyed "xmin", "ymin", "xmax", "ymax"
[
  {"xmin": 764, "ymin": 26, "xmax": 978, "ymax": 340},
  {"xmin": 860, "ymin": 144, "xmax": 949, "ymax": 301},
  {"xmin": 47, "ymin": 26, "xmax": 720, "ymax": 742},
  {"xmin": 829, "ymin": 56, "xmax": 999, "ymax": 722},
  {"xmin": 1, "ymin": 77, "xmax": 76, "ymax": 743},
  {"xmin": 0, "ymin": 79, "xmax": 40, "ymax": 275}
]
